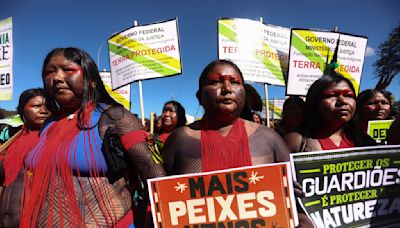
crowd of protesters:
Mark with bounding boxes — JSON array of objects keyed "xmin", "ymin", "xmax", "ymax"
[{"xmin": 0, "ymin": 47, "xmax": 399, "ymax": 227}]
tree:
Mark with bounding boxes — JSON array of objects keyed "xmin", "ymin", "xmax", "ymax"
[{"xmin": 374, "ymin": 23, "xmax": 400, "ymax": 90}]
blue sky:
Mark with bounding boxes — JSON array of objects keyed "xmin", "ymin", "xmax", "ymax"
[{"xmin": 0, "ymin": 0, "xmax": 399, "ymax": 120}]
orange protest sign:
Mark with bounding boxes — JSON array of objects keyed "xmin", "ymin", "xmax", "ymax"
[{"xmin": 148, "ymin": 162, "xmax": 298, "ymax": 228}]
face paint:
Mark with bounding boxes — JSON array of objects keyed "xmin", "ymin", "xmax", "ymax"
[
  {"xmin": 323, "ymin": 89, "xmax": 355, "ymax": 99},
  {"xmin": 318, "ymin": 81, "xmax": 356, "ymax": 126},
  {"xmin": 200, "ymin": 64, "xmax": 245, "ymax": 116},
  {"xmin": 207, "ymin": 73, "xmax": 243, "ymax": 85},
  {"xmin": 43, "ymin": 53, "xmax": 85, "ymax": 113}
]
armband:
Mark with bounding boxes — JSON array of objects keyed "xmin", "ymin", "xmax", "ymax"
[{"xmin": 120, "ymin": 130, "xmax": 148, "ymax": 151}]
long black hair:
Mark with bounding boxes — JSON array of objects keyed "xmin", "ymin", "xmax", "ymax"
[
  {"xmin": 41, "ymin": 47, "xmax": 121, "ymax": 128},
  {"xmin": 304, "ymin": 72, "xmax": 375, "ymax": 146}
]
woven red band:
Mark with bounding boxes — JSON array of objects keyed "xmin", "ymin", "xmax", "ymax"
[{"xmin": 121, "ymin": 130, "xmax": 148, "ymax": 151}]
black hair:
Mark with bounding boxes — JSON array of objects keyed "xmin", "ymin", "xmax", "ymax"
[
  {"xmin": 283, "ymin": 96, "xmax": 306, "ymax": 112},
  {"xmin": 280, "ymin": 96, "xmax": 306, "ymax": 129},
  {"xmin": 356, "ymin": 89, "xmax": 392, "ymax": 116},
  {"xmin": 304, "ymin": 72, "xmax": 375, "ymax": 146},
  {"xmin": 17, "ymin": 88, "xmax": 47, "ymax": 124},
  {"xmin": 41, "ymin": 47, "xmax": 121, "ymax": 127},
  {"xmin": 196, "ymin": 59, "xmax": 244, "ymax": 105},
  {"xmin": 162, "ymin": 100, "xmax": 187, "ymax": 128}
]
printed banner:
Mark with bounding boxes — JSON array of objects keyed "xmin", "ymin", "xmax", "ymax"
[
  {"xmin": 268, "ymin": 99, "xmax": 285, "ymax": 120},
  {"xmin": 108, "ymin": 18, "xmax": 182, "ymax": 89},
  {"xmin": 0, "ymin": 17, "xmax": 13, "ymax": 100},
  {"xmin": 99, "ymin": 72, "xmax": 131, "ymax": 110},
  {"xmin": 218, "ymin": 18, "xmax": 290, "ymax": 85},
  {"xmin": 0, "ymin": 114, "xmax": 22, "ymax": 127},
  {"xmin": 148, "ymin": 163, "xmax": 298, "ymax": 228},
  {"xmin": 367, "ymin": 120, "xmax": 394, "ymax": 144},
  {"xmin": 290, "ymin": 146, "xmax": 400, "ymax": 227},
  {"xmin": 286, "ymin": 29, "xmax": 368, "ymax": 96}
]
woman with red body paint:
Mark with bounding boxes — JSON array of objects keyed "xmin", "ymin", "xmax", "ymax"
[
  {"xmin": 285, "ymin": 72, "xmax": 376, "ymax": 153},
  {"xmin": 0, "ymin": 88, "xmax": 51, "ymax": 227},
  {"xmin": 8, "ymin": 48, "xmax": 165, "ymax": 227}
]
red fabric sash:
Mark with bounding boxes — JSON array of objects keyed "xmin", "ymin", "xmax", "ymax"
[
  {"xmin": 121, "ymin": 130, "xmax": 148, "ymax": 151},
  {"xmin": 21, "ymin": 112, "xmax": 83, "ymax": 227},
  {"xmin": 318, "ymin": 133, "xmax": 354, "ymax": 150},
  {"xmin": 3, "ymin": 127, "xmax": 39, "ymax": 186},
  {"xmin": 201, "ymin": 119, "xmax": 252, "ymax": 172},
  {"xmin": 158, "ymin": 132, "xmax": 170, "ymax": 143},
  {"xmin": 20, "ymin": 103, "xmax": 123, "ymax": 227}
]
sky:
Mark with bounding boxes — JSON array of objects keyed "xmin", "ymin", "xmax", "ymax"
[{"xmin": 0, "ymin": 0, "xmax": 399, "ymax": 120}]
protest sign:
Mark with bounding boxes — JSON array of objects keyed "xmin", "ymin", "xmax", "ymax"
[
  {"xmin": 148, "ymin": 162, "xmax": 298, "ymax": 228},
  {"xmin": 290, "ymin": 146, "xmax": 400, "ymax": 227},
  {"xmin": 0, "ymin": 17, "xmax": 13, "ymax": 100},
  {"xmin": 367, "ymin": 120, "xmax": 394, "ymax": 144},
  {"xmin": 268, "ymin": 99, "xmax": 285, "ymax": 120},
  {"xmin": 99, "ymin": 72, "xmax": 131, "ymax": 110},
  {"xmin": 218, "ymin": 18, "xmax": 290, "ymax": 85},
  {"xmin": 108, "ymin": 18, "xmax": 182, "ymax": 89},
  {"xmin": 286, "ymin": 29, "xmax": 368, "ymax": 96},
  {"xmin": 0, "ymin": 114, "xmax": 22, "ymax": 127}
]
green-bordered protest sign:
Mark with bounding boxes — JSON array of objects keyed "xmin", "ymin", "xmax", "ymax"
[
  {"xmin": 99, "ymin": 72, "xmax": 131, "ymax": 110},
  {"xmin": 108, "ymin": 18, "xmax": 182, "ymax": 89},
  {"xmin": 0, "ymin": 114, "xmax": 22, "ymax": 127},
  {"xmin": 267, "ymin": 99, "xmax": 284, "ymax": 120},
  {"xmin": 286, "ymin": 29, "xmax": 368, "ymax": 96},
  {"xmin": 218, "ymin": 18, "xmax": 290, "ymax": 86},
  {"xmin": 367, "ymin": 120, "xmax": 394, "ymax": 144},
  {"xmin": 0, "ymin": 17, "xmax": 13, "ymax": 101},
  {"xmin": 290, "ymin": 146, "xmax": 400, "ymax": 227}
]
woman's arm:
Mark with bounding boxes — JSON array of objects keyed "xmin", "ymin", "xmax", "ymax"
[{"xmin": 99, "ymin": 106, "xmax": 166, "ymax": 179}]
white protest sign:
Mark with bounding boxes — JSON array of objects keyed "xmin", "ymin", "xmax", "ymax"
[
  {"xmin": 286, "ymin": 29, "xmax": 367, "ymax": 96},
  {"xmin": 0, "ymin": 17, "xmax": 13, "ymax": 100},
  {"xmin": 108, "ymin": 18, "xmax": 181, "ymax": 89},
  {"xmin": 218, "ymin": 18, "xmax": 290, "ymax": 85}
]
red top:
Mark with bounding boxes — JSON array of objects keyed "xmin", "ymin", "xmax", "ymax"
[
  {"xmin": 2, "ymin": 127, "xmax": 39, "ymax": 186},
  {"xmin": 318, "ymin": 133, "xmax": 354, "ymax": 150}
]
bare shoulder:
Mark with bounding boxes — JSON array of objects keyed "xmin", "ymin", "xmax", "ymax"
[
  {"xmin": 244, "ymin": 119, "xmax": 281, "ymax": 140},
  {"xmin": 244, "ymin": 119, "xmax": 290, "ymax": 162},
  {"xmin": 163, "ymin": 124, "xmax": 202, "ymax": 174},
  {"xmin": 284, "ymin": 132, "xmax": 322, "ymax": 152},
  {"xmin": 283, "ymin": 132, "xmax": 303, "ymax": 153},
  {"xmin": 166, "ymin": 125, "xmax": 197, "ymax": 144}
]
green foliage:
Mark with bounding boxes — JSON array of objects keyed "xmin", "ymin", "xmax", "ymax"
[{"xmin": 374, "ymin": 23, "xmax": 400, "ymax": 90}]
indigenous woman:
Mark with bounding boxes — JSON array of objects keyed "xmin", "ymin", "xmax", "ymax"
[
  {"xmin": 147, "ymin": 101, "xmax": 186, "ymax": 165},
  {"xmin": 357, "ymin": 89, "xmax": 392, "ymax": 133},
  {"xmin": 157, "ymin": 100, "xmax": 186, "ymax": 142},
  {"xmin": 18, "ymin": 48, "xmax": 165, "ymax": 227},
  {"xmin": 0, "ymin": 88, "xmax": 51, "ymax": 227},
  {"xmin": 285, "ymin": 72, "xmax": 376, "ymax": 153},
  {"xmin": 163, "ymin": 59, "xmax": 313, "ymax": 227}
]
